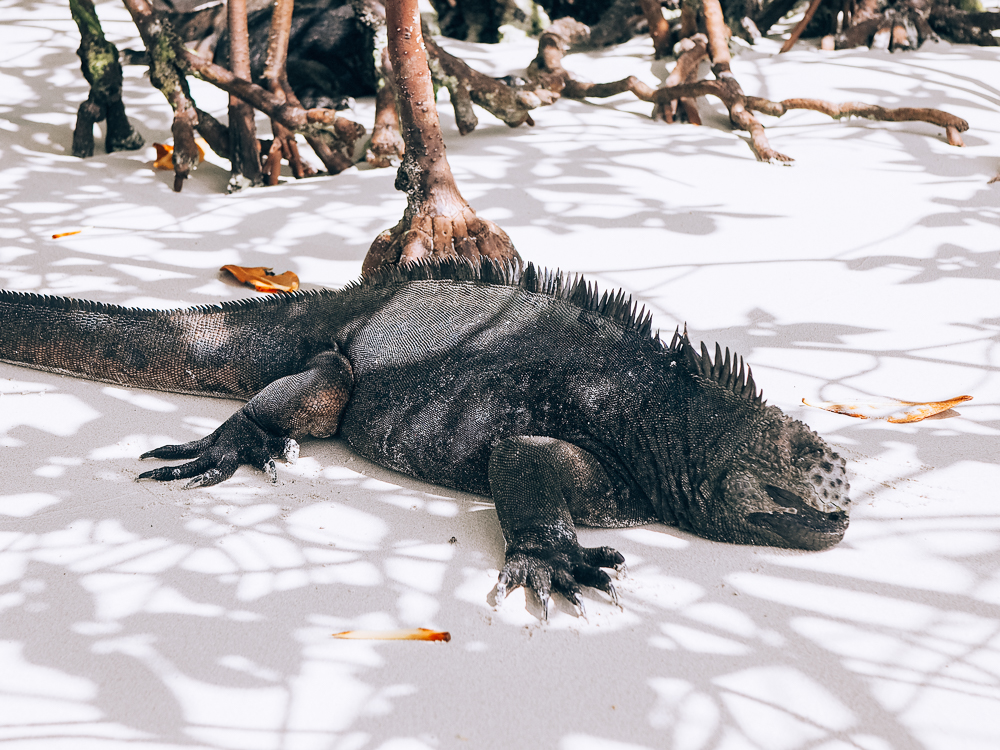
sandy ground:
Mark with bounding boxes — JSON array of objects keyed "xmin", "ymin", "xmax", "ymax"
[{"xmin": 1, "ymin": 1, "xmax": 999, "ymax": 748}]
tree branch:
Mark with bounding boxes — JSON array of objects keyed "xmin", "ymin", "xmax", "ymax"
[
  {"xmin": 779, "ymin": 0, "xmax": 825, "ymax": 52},
  {"xmin": 70, "ymin": 0, "xmax": 144, "ymax": 158},
  {"xmin": 361, "ymin": 0, "xmax": 520, "ymax": 275},
  {"xmin": 180, "ymin": 48, "xmax": 365, "ymax": 155},
  {"xmin": 366, "ymin": 47, "xmax": 406, "ymax": 167},
  {"xmin": 121, "ymin": 0, "xmax": 201, "ymax": 191},
  {"xmin": 261, "ymin": 0, "xmax": 316, "ymax": 182},
  {"xmin": 226, "ymin": 0, "xmax": 263, "ymax": 189}
]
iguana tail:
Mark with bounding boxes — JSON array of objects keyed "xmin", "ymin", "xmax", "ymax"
[{"xmin": 0, "ymin": 290, "xmax": 330, "ymax": 398}]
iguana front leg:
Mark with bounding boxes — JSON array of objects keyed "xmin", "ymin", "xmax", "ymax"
[
  {"xmin": 489, "ymin": 436, "xmax": 654, "ymax": 619},
  {"xmin": 139, "ymin": 350, "xmax": 352, "ymax": 488}
]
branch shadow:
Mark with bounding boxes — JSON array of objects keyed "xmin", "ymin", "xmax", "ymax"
[{"xmin": 2, "ymin": 6, "xmax": 1000, "ymax": 749}]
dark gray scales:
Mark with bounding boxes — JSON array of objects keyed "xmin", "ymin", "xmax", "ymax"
[{"xmin": 0, "ymin": 259, "xmax": 850, "ymax": 617}]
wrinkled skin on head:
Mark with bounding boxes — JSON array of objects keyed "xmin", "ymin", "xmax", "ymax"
[{"xmin": 689, "ymin": 406, "xmax": 850, "ymax": 551}]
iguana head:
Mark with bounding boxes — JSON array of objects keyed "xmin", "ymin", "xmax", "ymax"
[
  {"xmin": 670, "ymin": 336, "xmax": 850, "ymax": 551},
  {"xmin": 708, "ymin": 410, "xmax": 850, "ymax": 550}
]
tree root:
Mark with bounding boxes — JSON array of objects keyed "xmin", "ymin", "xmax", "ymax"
[
  {"xmin": 656, "ymin": 77, "xmax": 796, "ymax": 162},
  {"xmin": 588, "ymin": 0, "xmax": 654, "ymax": 48},
  {"xmin": 181, "ymin": 49, "xmax": 365, "ymax": 167},
  {"xmin": 227, "ymin": 0, "xmax": 263, "ymax": 190},
  {"xmin": 655, "ymin": 34, "xmax": 708, "ymax": 125},
  {"xmin": 525, "ymin": 18, "xmax": 656, "ymax": 103},
  {"xmin": 424, "ymin": 32, "xmax": 540, "ymax": 132},
  {"xmin": 260, "ymin": 0, "xmax": 316, "ymax": 184},
  {"xmin": 639, "ymin": 0, "xmax": 674, "ymax": 57},
  {"xmin": 69, "ymin": 0, "xmax": 144, "ymax": 158},
  {"xmin": 779, "ymin": 0, "xmax": 825, "ymax": 52},
  {"xmin": 121, "ymin": 0, "xmax": 202, "ymax": 191},
  {"xmin": 361, "ymin": 0, "xmax": 519, "ymax": 275},
  {"xmin": 262, "ymin": 122, "xmax": 317, "ymax": 183},
  {"xmin": 120, "ymin": 0, "xmax": 364, "ymax": 190},
  {"xmin": 928, "ymin": 4, "xmax": 1000, "ymax": 46},
  {"xmin": 194, "ymin": 107, "xmax": 230, "ymax": 160},
  {"xmin": 747, "ymin": 98, "xmax": 969, "ymax": 147},
  {"xmin": 648, "ymin": 0, "xmax": 968, "ymax": 160},
  {"xmin": 782, "ymin": 0, "xmax": 1000, "ymax": 50},
  {"xmin": 99, "ymin": 0, "xmax": 979, "ymax": 189},
  {"xmin": 364, "ymin": 205, "xmax": 517, "ymax": 274},
  {"xmin": 366, "ymin": 49, "xmax": 406, "ymax": 168}
]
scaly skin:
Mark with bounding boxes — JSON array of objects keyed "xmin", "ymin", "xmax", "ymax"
[{"xmin": 0, "ymin": 259, "xmax": 850, "ymax": 618}]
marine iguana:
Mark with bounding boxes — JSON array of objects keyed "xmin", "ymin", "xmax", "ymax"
[{"xmin": 0, "ymin": 259, "xmax": 850, "ymax": 617}]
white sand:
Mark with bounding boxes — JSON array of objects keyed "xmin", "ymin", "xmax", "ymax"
[{"xmin": 1, "ymin": 2, "xmax": 999, "ymax": 747}]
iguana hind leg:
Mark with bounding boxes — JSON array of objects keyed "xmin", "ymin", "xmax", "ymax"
[
  {"xmin": 489, "ymin": 436, "xmax": 655, "ymax": 619},
  {"xmin": 139, "ymin": 350, "xmax": 352, "ymax": 488}
]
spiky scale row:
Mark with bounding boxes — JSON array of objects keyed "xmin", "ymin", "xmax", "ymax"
[
  {"xmin": 2, "ymin": 259, "xmax": 718, "ymax": 369},
  {"xmin": 356, "ymin": 258, "xmax": 665, "ymax": 346},
  {"xmin": 0, "ymin": 286, "xmax": 329, "ymax": 319},
  {"xmin": 669, "ymin": 326, "xmax": 764, "ymax": 405}
]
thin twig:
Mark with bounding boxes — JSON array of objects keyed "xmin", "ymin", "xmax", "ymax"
[{"xmin": 780, "ymin": 0, "xmax": 826, "ymax": 53}]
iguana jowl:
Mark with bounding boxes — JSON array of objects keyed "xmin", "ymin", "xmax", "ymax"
[{"xmin": 0, "ymin": 260, "xmax": 850, "ymax": 616}]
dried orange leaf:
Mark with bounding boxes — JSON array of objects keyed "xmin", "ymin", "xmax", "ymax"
[
  {"xmin": 221, "ymin": 265, "xmax": 300, "ymax": 293},
  {"xmin": 52, "ymin": 227, "xmax": 89, "ymax": 239},
  {"xmin": 332, "ymin": 628, "xmax": 451, "ymax": 642},
  {"xmin": 802, "ymin": 395, "xmax": 972, "ymax": 423},
  {"xmin": 152, "ymin": 138, "xmax": 208, "ymax": 170}
]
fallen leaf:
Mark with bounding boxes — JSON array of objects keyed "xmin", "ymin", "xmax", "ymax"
[
  {"xmin": 51, "ymin": 227, "xmax": 90, "ymax": 239},
  {"xmin": 152, "ymin": 138, "xmax": 208, "ymax": 170},
  {"xmin": 331, "ymin": 628, "xmax": 451, "ymax": 642},
  {"xmin": 802, "ymin": 395, "xmax": 972, "ymax": 423},
  {"xmin": 221, "ymin": 265, "xmax": 300, "ymax": 293}
]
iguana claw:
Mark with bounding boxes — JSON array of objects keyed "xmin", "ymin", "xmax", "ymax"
[
  {"xmin": 495, "ymin": 572, "xmax": 510, "ymax": 604},
  {"xmin": 282, "ymin": 439, "xmax": 299, "ymax": 463},
  {"xmin": 185, "ymin": 468, "xmax": 226, "ymax": 489},
  {"xmin": 497, "ymin": 542, "xmax": 624, "ymax": 620},
  {"xmin": 607, "ymin": 581, "xmax": 620, "ymax": 609},
  {"xmin": 138, "ymin": 410, "xmax": 293, "ymax": 487},
  {"xmin": 571, "ymin": 593, "xmax": 588, "ymax": 621}
]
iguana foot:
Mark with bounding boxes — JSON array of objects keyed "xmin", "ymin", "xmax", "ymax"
[
  {"xmin": 138, "ymin": 411, "xmax": 297, "ymax": 488},
  {"xmin": 496, "ymin": 544, "xmax": 623, "ymax": 620}
]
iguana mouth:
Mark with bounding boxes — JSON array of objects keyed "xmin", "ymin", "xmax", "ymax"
[{"xmin": 748, "ymin": 485, "xmax": 849, "ymax": 550}]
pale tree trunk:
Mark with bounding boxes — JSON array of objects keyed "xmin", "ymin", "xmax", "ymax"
[{"xmin": 361, "ymin": 0, "xmax": 521, "ymax": 275}]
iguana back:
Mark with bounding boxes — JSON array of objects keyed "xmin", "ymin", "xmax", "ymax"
[{"xmin": 0, "ymin": 260, "xmax": 850, "ymax": 617}]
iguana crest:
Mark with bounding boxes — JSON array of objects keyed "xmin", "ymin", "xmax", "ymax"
[
  {"xmin": 673, "ymin": 328, "xmax": 764, "ymax": 406},
  {"xmin": 352, "ymin": 258, "xmax": 658, "ymax": 341}
]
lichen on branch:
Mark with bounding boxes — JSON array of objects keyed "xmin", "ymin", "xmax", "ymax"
[{"xmin": 69, "ymin": 0, "xmax": 144, "ymax": 158}]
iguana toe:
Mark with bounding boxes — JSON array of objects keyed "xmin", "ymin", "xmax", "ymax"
[
  {"xmin": 498, "ymin": 544, "xmax": 622, "ymax": 620},
  {"xmin": 570, "ymin": 592, "xmax": 587, "ymax": 621},
  {"xmin": 138, "ymin": 410, "xmax": 294, "ymax": 486},
  {"xmin": 185, "ymin": 467, "xmax": 229, "ymax": 489},
  {"xmin": 572, "ymin": 562, "xmax": 619, "ymax": 606},
  {"xmin": 495, "ymin": 571, "xmax": 513, "ymax": 603},
  {"xmin": 140, "ymin": 435, "xmax": 212, "ymax": 461}
]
